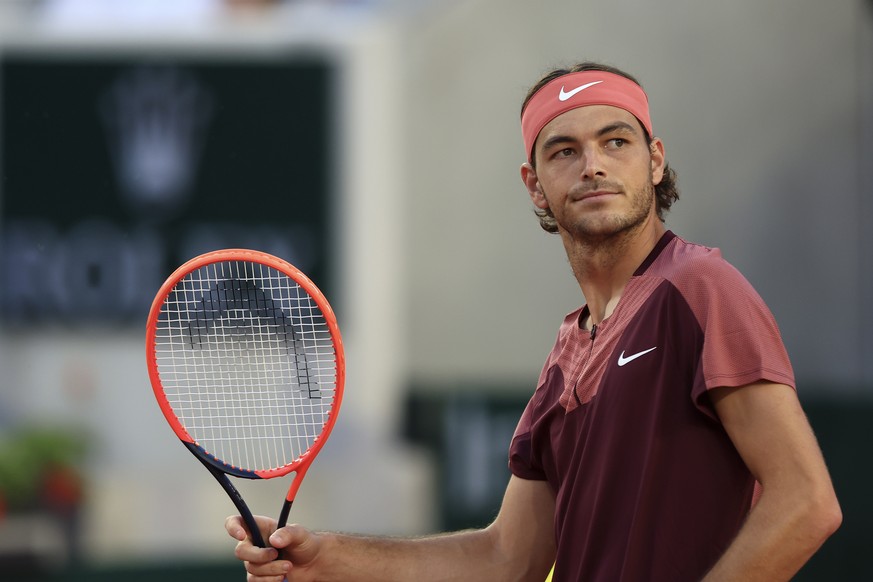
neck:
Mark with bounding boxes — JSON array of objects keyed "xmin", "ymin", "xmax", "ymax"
[{"xmin": 562, "ymin": 216, "xmax": 665, "ymax": 327}]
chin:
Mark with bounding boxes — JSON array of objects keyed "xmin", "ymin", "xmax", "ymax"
[{"xmin": 568, "ymin": 212, "xmax": 649, "ymax": 241}]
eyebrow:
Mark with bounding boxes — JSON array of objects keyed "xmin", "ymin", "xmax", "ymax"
[
  {"xmin": 539, "ymin": 134, "xmax": 577, "ymax": 153},
  {"xmin": 596, "ymin": 121, "xmax": 640, "ymax": 137}
]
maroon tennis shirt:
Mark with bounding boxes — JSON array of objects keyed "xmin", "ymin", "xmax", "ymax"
[{"xmin": 509, "ymin": 231, "xmax": 795, "ymax": 581}]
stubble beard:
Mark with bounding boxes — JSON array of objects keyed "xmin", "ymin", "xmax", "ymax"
[{"xmin": 549, "ymin": 179, "xmax": 656, "ymax": 245}]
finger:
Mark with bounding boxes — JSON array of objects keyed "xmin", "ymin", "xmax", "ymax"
[
  {"xmin": 236, "ymin": 539, "xmax": 279, "ymax": 564},
  {"xmin": 245, "ymin": 559, "xmax": 292, "ymax": 580},
  {"xmin": 226, "ymin": 514, "xmax": 279, "ymax": 546},
  {"xmin": 225, "ymin": 515, "xmax": 248, "ymax": 541}
]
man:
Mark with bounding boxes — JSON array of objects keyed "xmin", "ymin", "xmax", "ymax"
[{"xmin": 227, "ymin": 61, "xmax": 841, "ymax": 581}]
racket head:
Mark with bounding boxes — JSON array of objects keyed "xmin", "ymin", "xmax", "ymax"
[{"xmin": 145, "ymin": 249, "xmax": 344, "ymax": 481}]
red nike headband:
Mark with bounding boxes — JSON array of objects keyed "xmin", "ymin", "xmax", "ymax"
[{"xmin": 521, "ymin": 70, "xmax": 653, "ymax": 163}]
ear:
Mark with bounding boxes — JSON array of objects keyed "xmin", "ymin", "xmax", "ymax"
[
  {"xmin": 649, "ymin": 137, "xmax": 666, "ymax": 185},
  {"xmin": 521, "ymin": 163, "xmax": 550, "ymax": 210}
]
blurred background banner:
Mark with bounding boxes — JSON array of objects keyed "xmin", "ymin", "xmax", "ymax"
[
  {"xmin": 0, "ymin": 0, "xmax": 870, "ymax": 580},
  {"xmin": 1, "ymin": 53, "xmax": 333, "ymax": 326}
]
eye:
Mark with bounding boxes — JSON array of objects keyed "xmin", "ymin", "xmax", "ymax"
[
  {"xmin": 554, "ymin": 147, "xmax": 575, "ymax": 158},
  {"xmin": 607, "ymin": 138, "xmax": 626, "ymax": 148}
]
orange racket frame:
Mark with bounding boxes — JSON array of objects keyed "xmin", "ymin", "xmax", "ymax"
[{"xmin": 145, "ymin": 249, "xmax": 344, "ymax": 546}]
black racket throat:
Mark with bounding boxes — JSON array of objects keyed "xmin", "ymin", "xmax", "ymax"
[
  {"xmin": 183, "ymin": 441, "xmax": 260, "ymax": 479},
  {"xmin": 183, "ymin": 441, "xmax": 292, "ymax": 549}
]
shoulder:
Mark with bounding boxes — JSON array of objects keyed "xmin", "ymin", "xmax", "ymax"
[
  {"xmin": 552, "ymin": 306, "xmax": 585, "ymax": 347},
  {"xmin": 652, "ymin": 235, "xmax": 761, "ymax": 300},
  {"xmin": 534, "ymin": 306, "xmax": 586, "ymax": 384},
  {"xmin": 655, "ymin": 235, "xmax": 733, "ymax": 277},
  {"xmin": 645, "ymin": 235, "xmax": 781, "ymax": 337}
]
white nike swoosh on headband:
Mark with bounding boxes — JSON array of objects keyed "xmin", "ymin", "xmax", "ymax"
[{"xmin": 558, "ymin": 80, "xmax": 603, "ymax": 102}]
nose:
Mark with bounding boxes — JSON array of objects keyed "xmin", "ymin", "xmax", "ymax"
[{"xmin": 580, "ymin": 146, "xmax": 606, "ymax": 180}]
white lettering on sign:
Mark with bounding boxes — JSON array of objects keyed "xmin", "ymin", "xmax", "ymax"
[{"xmin": 0, "ymin": 218, "xmax": 317, "ymax": 325}]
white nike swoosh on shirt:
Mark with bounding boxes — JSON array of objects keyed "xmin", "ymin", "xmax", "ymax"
[
  {"xmin": 617, "ymin": 346, "xmax": 658, "ymax": 367},
  {"xmin": 558, "ymin": 80, "xmax": 603, "ymax": 101}
]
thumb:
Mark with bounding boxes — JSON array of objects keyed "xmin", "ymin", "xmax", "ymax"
[{"xmin": 270, "ymin": 525, "xmax": 322, "ymax": 565}]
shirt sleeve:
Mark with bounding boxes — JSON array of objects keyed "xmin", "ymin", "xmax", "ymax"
[
  {"xmin": 508, "ymin": 338, "xmax": 561, "ymax": 481},
  {"xmin": 509, "ymin": 402, "xmax": 545, "ymax": 480},
  {"xmin": 675, "ymin": 252, "xmax": 795, "ymax": 411}
]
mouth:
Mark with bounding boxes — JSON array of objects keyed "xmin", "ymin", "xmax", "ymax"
[{"xmin": 573, "ymin": 190, "xmax": 619, "ymax": 202}]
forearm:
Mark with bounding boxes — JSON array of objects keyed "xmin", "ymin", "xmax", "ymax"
[
  {"xmin": 235, "ymin": 478, "xmax": 555, "ymax": 581},
  {"xmin": 702, "ymin": 486, "xmax": 841, "ymax": 582},
  {"xmin": 310, "ymin": 527, "xmax": 523, "ymax": 582},
  {"xmin": 705, "ymin": 383, "xmax": 842, "ymax": 581},
  {"xmin": 306, "ymin": 477, "xmax": 555, "ymax": 582}
]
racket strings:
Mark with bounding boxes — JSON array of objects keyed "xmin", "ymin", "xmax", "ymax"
[{"xmin": 154, "ymin": 260, "xmax": 338, "ymax": 473}]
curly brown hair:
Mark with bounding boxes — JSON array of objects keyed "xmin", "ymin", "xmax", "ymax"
[{"xmin": 521, "ymin": 62, "xmax": 679, "ymax": 233}]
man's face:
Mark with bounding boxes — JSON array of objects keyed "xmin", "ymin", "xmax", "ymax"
[{"xmin": 523, "ymin": 105, "xmax": 665, "ymax": 242}]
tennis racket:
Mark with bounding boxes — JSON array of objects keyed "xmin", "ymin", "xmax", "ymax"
[{"xmin": 145, "ymin": 249, "xmax": 344, "ymax": 548}]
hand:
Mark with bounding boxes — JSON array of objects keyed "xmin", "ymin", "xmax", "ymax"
[{"xmin": 226, "ymin": 515, "xmax": 323, "ymax": 581}]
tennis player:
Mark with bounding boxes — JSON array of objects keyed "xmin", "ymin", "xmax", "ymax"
[{"xmin": 227, "ymin": 61, "xmax": 841, "ymax": 581}]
